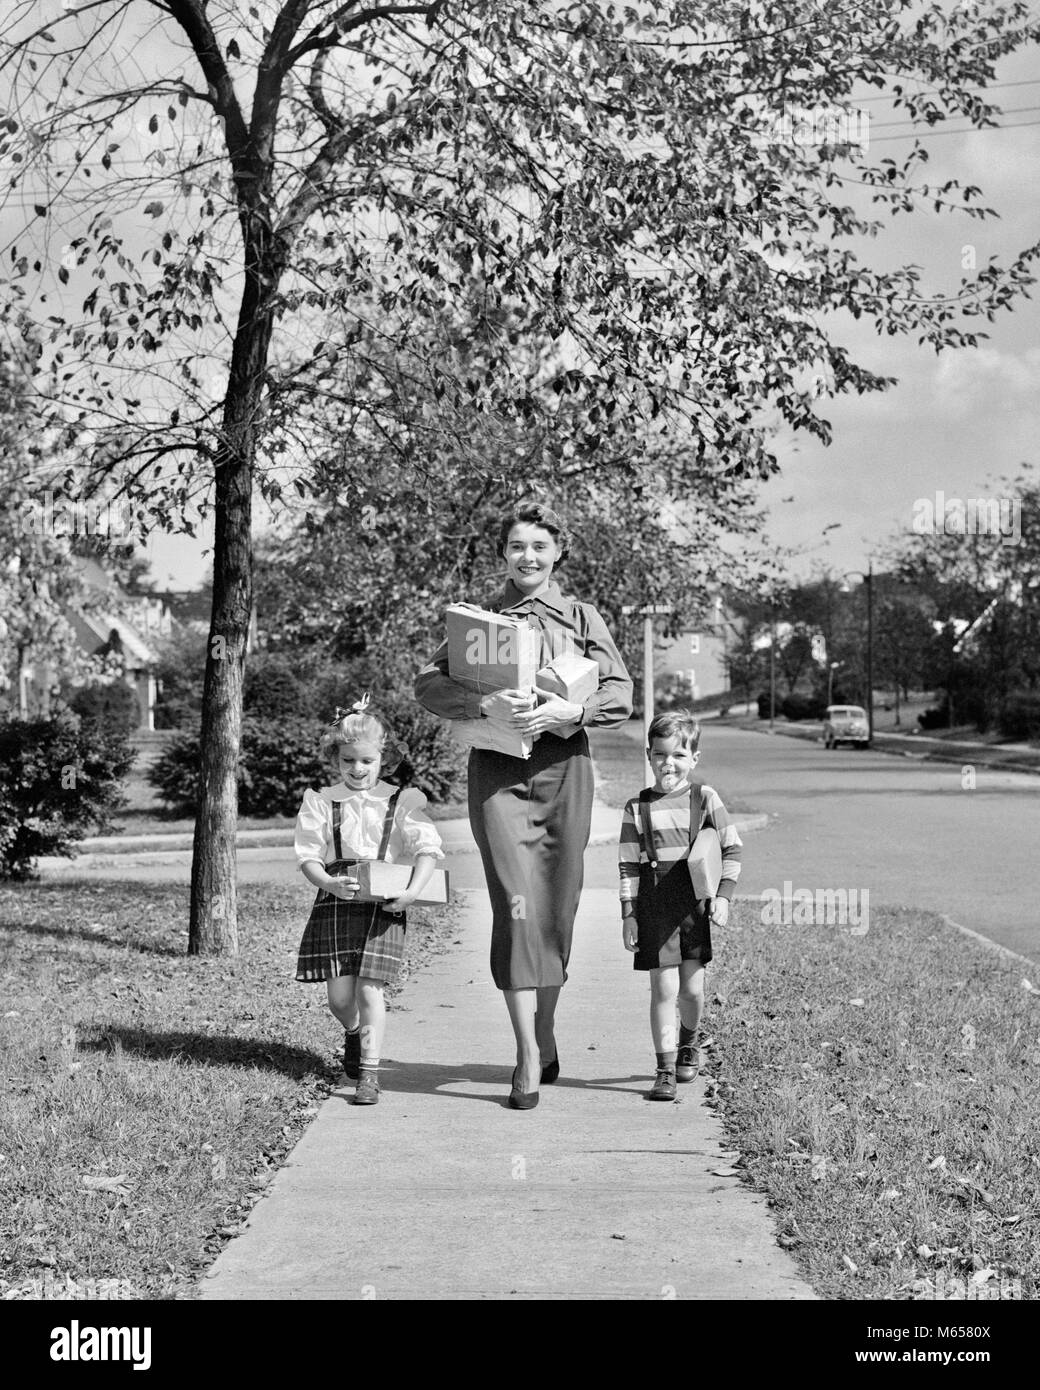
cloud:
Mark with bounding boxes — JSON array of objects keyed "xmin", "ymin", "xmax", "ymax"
[{"xmin": 932, "ymin": 346, "xmax": 1040, "ymax": 416}]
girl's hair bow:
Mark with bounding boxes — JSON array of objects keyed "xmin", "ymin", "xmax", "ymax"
[{"xmin": 328, "ymin": 692, "xmax": 371, "ymax": 727}]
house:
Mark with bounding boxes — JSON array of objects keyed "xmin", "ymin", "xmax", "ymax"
[
  {"xmin": 15, "ymin": 555, "xmax": 172, "ymax": 730},
  {"xmin": 655, "ymin": 598, "xmax": 736, "ymax": 702}
]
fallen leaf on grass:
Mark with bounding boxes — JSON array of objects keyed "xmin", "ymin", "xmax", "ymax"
[
  {"xmin": 952, "ymin": 1174, "xmax": 996, "ymax": 1205},
  {"xmin": 972, "ymin": 1268, "xmax": 996, "ymax": 1286},
  {"xmin": 849, "ymin": 998, "xmax": 865, "ymax": 1007},
  {"xmin": 1022, "ymin": 979, "xmax": 1040, "ymax": 995},
  {"xmin": 843, "ymin": 1255, "xmax": 858, "ymax": 1274},
  {"xmin": 1002, "ymin": 1214, "xmax": 1023, "ymax": 1225},
  {"xmin": 80, "ymin": 1174, "xmax": 131, "ymax": 1196},
  {"xmin": 811, "ymin": 1154, "xmax": 828, "ymax": 1182},
  {"xmin": 882, "ymin": 1188, "xmax": 901, "ymax": 1199},
  {"xmin": 928, "ymin": 1155, "xmax": 947, "ymax": 1171},
  {"xmin": 917, "ymin": 1244, "xmax": 934, "ymax": 1258}
]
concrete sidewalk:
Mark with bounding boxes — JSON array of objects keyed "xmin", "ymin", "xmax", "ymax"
[{"xmin": 199, "ymin": 887, "xmax": 814, "ymax": 1301}]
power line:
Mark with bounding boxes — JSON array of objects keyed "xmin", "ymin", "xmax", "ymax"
[
  {"xmin": 868, "ymin": 117, "xmax": 1040, "ymax": 143},
  {"xmin": 869, "ymin": 102, "xmax": 1040, "ymax": 129},
  {"xmin": 852, "ymin": 78, "xmax": 1040, "ymax": 103}
]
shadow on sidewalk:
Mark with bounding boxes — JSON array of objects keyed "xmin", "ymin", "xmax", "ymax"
[
  {"xmin": 328, "ymin": 1058, "xmax": 657, "ymax": 1107},
  {"xmin": 80, "ymin": 1024, "xmax": 328, "ymax": 1078}
]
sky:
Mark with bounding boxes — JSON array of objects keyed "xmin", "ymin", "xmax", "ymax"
[
  {"xmin": 5, "ymin": 6, "xmax": 1039, "ymax": 595},
  {"xmin": 757, "ymin": 46, "xmax": 1040, "ymax": 582}
]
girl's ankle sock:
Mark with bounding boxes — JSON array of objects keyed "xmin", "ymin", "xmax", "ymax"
[
  {"xmin": 655, "ymin": 1051, "xmax": 677, "ymax": 1070},
  {"xmin": 678, "ymin": 1023, "xmax": 697, "ymax": 1047}
]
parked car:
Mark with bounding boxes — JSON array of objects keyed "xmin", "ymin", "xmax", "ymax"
[{"xmin": 822, "ymin": 704, "xmax": 870, "ymax": 748}]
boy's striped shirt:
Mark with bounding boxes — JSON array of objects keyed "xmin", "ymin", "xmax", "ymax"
[{"xmin": 619, "ymin": 782, "xmax": 742, "ymax": 903}]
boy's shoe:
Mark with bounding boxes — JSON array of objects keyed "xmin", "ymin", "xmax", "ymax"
[
  {"xmin": 649, "ymin": 1068, "xmax": 677, "ymax": 1101},
  {"xmin": 676, "ymin": 1044, "xmax": 701, "ymax": 1083},
  {"xmin": 342, "ymin": 1029, "xmax": 361, "ymax": 1080},
  {"xmin": 353, "ymin": 1070, "xmax": 380, "ymax": 1105}
]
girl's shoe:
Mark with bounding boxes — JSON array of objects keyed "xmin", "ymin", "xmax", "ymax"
[
  {"xmin": 509, "ymin": 1065, "xmax": 540, "ymax": 1110},
  {"xmin": 353, "ymin": 1070, "xmax": 380, "ymax": 1105},
  {"xmin": 540, "ymin": 1048, "xmax": 560, "ymax": 1085},
  {"xmin": 343, "ymin": 1029, "xmax": 361, "ymax": 1080},
  {"xmin": 649, "ymin": 1068, "xmax": 677, "ymax": 1101},
  {"xmin": 675, "ymin": 1044, "xmax": 701, "ymax": 1083}
]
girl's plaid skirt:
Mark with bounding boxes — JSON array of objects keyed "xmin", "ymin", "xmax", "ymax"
[{"xmin": 295, "ymin": 860, "xmax": 407, "ymax": 984}]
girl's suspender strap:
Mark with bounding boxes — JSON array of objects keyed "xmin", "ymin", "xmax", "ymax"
[
  {"xmin": 331, "ymin": 800, "xmax": 344, "ymax": 862},
  {"xmin": 376, "ymin": 789, "xmax": 401, "ymax": 861}
]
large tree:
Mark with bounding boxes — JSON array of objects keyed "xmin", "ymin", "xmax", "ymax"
[{"xmin": 3, "ymin": 1, "xmax": 1038, "ymax": 951}]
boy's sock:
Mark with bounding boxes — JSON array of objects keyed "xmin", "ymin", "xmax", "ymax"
[
  {"xmin": 655, "ymin": 1051, "xmax": 677, "ymax": 1070},
  {"xmin": 678, "ymin": 1022, "xmax": 697, "ymax": 1048}
]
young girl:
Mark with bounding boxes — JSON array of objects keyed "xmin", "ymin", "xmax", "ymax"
[
  {"xmin": 294, "ymin": 697, "xmax": 444, "ymax": 1105},
  {"xmin": 618, "ymin": 710, "xmax": 743, "ymax": 1101}
]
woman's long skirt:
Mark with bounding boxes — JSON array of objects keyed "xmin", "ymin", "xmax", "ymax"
[{"xmin": 467, "ymin": 728, "xmax": 594, "ymax": 990}]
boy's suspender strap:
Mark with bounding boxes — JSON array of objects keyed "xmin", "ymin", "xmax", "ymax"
[
  {"xmin": 639, "ymin": 783, "xmax": 705, "ymax": 885},
  {"xmin": 688, "ymin": 782, "xmax": 704, "ymax": 847},
  {"xmin": 332, "ymin": 800, "xmax": 343, "ymax": 862},
  {"xmin": 377, "ymin": 789, "xmax": 401, "ymax": 861},
  {"xmin": 638, "ymin": 790, "xmax": 658, "ymax": 886}
]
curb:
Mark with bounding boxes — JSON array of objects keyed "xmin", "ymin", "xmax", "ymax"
[{"xmin": 39, "ymin": 812, "xmax": 771, "ymax": 872}]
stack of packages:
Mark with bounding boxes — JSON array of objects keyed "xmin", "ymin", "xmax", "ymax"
[{"xmin": 444, "ymin": 604, "xmax": 599, "ymax": 759}]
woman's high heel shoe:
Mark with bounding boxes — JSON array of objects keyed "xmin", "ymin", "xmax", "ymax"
[
  {"xmin": 509, "ymin": 1065, "xmax": 540, "ymax": 1110},
  {"xmin": 540, "ymin": 1049, "xmax": 560, "ymax": 1085}
]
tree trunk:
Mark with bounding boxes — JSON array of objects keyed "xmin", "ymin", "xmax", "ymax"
[
  {"xmin": 188, "ymin": 226, "xmax": 277, "ymax": 952},
  {"xmin": 188, "ymin": 441, "xmax": 253, "ymax": 954}
]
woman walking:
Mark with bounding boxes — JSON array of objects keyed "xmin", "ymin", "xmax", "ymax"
[{"xmin": 414, "ymin": 500, "xmax": 633, "ymax": 1108}]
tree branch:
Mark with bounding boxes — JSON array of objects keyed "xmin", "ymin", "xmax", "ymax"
[{"xmin": 164, "ymin": 0, "xmax": 249, "ymax": 162}]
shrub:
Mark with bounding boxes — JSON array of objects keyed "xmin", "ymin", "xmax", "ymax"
[
  {"xmin": 0, "ymin": 713, "xmax": 136, "ymax": 879},
  {"xmin": 999, "ymin": 690, "xmax": 1040, "ymax": 742},
  {"xmin": 66, "ymin": 679, "xmax": 140, "ymax": 735},
  {"xmin": 149, "ymin": 708, "xmax": 467, "ymax": 818},
  {"xmin": 152, "ymin": 628, "xmax": 207, "ymax": 730},
  {"xmin": 780, "ymin": 691, "xmax": 827, "ymax": 721},
  {"xmin": 243, "ymin": 652, "xmax": 307, "ymax": 722},
  {"xmin": 918, "ymin": 702, "xmax": 950, "ymax": 731}
]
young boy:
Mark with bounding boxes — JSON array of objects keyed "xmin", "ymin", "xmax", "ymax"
[{"xmin": 619, "ymin": 711, "xmax": 742, "ymax": 1100}]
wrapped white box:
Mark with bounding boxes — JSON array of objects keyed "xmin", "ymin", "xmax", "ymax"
[
  {"xmin": 355, "ymin": 860, "xmax": 450, "ymax": 906},
  {"xmin": 535, "ymin": 651, "xmax": 598, "ymax": 738},
  {"xmin": 535, "ymin": 651, "xmax": 599, "ymax": 704},
  {"xmin": 445, "ymin": 604, "xmax": 540, "ymax": 694},
  {"xmin": 687, "ymin": 827, "xmax": 722, "ymax": 900},
  {"xmin": 448, "ymin": 719, "xmax": 535, "ymax": 760}
]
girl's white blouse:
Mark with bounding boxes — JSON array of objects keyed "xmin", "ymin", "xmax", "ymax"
[{"xmin": 294, "ymin": 780, "xmax": 445, "ymax": 868}]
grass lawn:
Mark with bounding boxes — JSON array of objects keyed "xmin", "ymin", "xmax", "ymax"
[
  {"xmin": 705, "ymin": 902, "xmax": 1039, "ymax": 1300},
  {"xmin": 0, "ymin": 880, "xmax": 460, "ymax": 1300}
]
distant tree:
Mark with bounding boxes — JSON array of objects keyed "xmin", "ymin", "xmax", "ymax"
[{"xmin": 0, "ymin": 357, "xmax": 90, "ymax": 713}]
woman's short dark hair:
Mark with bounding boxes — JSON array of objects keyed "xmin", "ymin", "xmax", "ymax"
[{"xmin": 497, "ymin": 499, "xmax": 571, "ymax": 564}]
